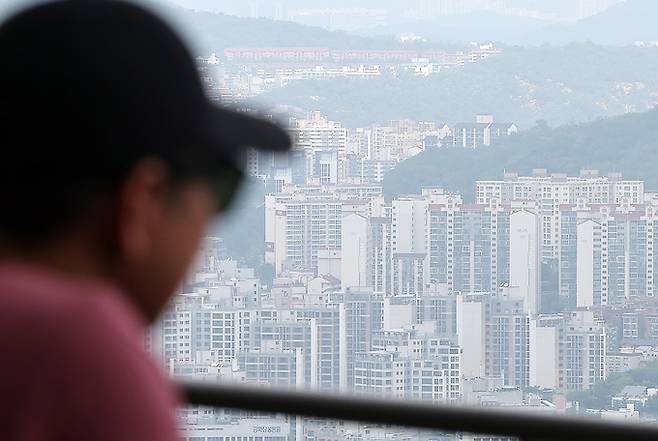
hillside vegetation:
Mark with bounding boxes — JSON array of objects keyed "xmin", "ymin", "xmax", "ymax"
[
  {"xmin": 568, "ymin": 361, "xmax": 658, "ymax": 411},
  {"xmin": 383, "ymin": 107, "xmax": 658, "ymax": 201},
  {"xmin": 261, "ymin": 44, "xmax": 658, "ymax": 129}
]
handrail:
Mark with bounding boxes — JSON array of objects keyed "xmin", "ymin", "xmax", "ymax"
[{"xmin": 179, "ymin": 381, "xmax": 658, "ymax": 441}]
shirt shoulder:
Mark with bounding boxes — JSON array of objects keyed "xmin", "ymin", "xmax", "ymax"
[
  {"xmin": 0, "ymin": 265, "xmax": 180, "ymax": 441},
  {"xmin": 55, "ymin": 293, "xmax": 181, "ymax": 441}
]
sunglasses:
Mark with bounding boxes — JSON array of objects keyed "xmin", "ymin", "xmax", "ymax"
[{"xmin": 205, "ymin": 164, "xmax": 245, "ymax": 213}]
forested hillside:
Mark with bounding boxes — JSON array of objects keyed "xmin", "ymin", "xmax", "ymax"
[
  {"xmin": 261, "ymin": 44, "xmax": 658, "ymax": 129},
  {"xmin": 383, "ymin": 107, "xmax": 658, "ymax": 201}
]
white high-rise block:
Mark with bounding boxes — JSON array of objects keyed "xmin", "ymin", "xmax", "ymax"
[
  {"xmin": 456, "ymin": 295, "xmax": 485, "ymax": 379},
  {"xmin": 392, "ymin": 197, "xmax": 428, "ymax": 254},
  {"xmin": 265, "ymin": 194, "xmax": 288, "ymax": 274},
  {"xmin": 476, "ymin": 171, "xmax": 644, "ymax": 260},
  {"xmin": 577, "ymin": 219, "xmax": 598, "ymax": 308},
  {"xmin": 510, "ymin": 209, "xmax": 541, "ymax": 314},
  {"xmin": 529, "ymin": 319, "xmax": 558, "ymax": 389},
  {"xmin": 341, "ymin": 213, "xmax": 369, "ymax": 290}
]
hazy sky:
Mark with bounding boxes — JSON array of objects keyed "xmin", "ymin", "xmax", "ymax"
[
  {"xmin": 0, "ymin": 0, "xmax": 628, "ymax": 24},
  {"xmin": 162, "ymin": 0, "xmax": 626, "ymax": 21}
]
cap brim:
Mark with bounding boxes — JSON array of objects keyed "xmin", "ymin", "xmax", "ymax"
[
  {"xmin": 207, "ymin": 103, "xmax": 291, "ymax": 153},
  {"xmin": 198, "ymin": 104, "xmax": 290, "ymax": 212}
]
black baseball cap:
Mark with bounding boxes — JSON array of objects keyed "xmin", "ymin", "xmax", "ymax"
[{"xmin": 0, "ymin": 0, "xmax": 290, "ymax": 218}]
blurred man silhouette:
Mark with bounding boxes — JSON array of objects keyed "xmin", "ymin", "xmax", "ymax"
[{"xmin": 0, "ymin": 1, "xmax": 290, "ymax": 439}]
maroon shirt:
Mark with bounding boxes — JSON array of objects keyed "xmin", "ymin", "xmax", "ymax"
[{"xmin": 0, "ymin": 263, "xmax": 180, "ymax": 441}]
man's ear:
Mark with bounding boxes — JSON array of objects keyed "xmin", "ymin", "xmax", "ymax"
[{"xmin": 115, "ymin": 158, "xmax": 170, "ymax": 262}]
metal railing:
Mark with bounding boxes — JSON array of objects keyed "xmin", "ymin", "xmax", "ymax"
[{"xmin": 180, "ymin": 381, "xmax": 658, "ymax": 441}]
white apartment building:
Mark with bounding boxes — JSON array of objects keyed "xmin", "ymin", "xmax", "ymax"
[
  {"xmin": 562, "ymin": 312, "xmax": 608, "ymax": 390},
  {"xmin": 251, "ymin": 308, "xmax": 343, "ymax": 392},
  {"xmin": 391, "ymin": 195, "xmax": 430, "ymax": 297},
  {"xmin": 154, "ymin": 299, "xmax": 267, "ymax": 369},
  {"xmin": 559, "ymin": 196, "xmax": 658, "ymax": 307},
  {"xmin": 484, "ymin": 295, "xmax": 530, "ymax": 388},
  {"xmin": 329, "ymin": 290, "xmax": 383, "ymax": 392},
  {"xmin": 265, "ymin": 185, "xmax": 383, "ymax": 276},
  {"xmin": 509, "ymin": 208, "xmax": 542, "ymax": 314},
  {"xmin": 529, "ymin": 311, "xmax": 606, "ymax": 390},
  {"xmin": 265, "ymin": 194, "xmax": 345, "ymax": 274},
  {"xmin": 369, "ymin": 207, "xmax": 393, "ymax": 293},
  {"xmin": 289, "ymin": 112, "xmax": 348, "ymax": 184},
  {"xmin": 371, "ymin": 323, "xmax": 462, "ymax": 402},
  {"xmin": 353, "ymin": 351, "xmax": 407, "ymax": 399},
  {"xmin": 354, "ymin": 326, "xmax": 462, "ymax": 404},
  {"xmin": 476, "ymin": 170, "xmax": 645, "ymax": 259},
  {"xmin": 389, "ymin": 189, "xmax": 540, "ymax": 306},
  {"xmin": 457, "ymin": 291, "xmax": 532, "ymax": 387},
  {"xmin": 369, "ymin": 120, "xmax": 431, "ymax": 161},
  {"xmin": 302, "ymin": 187, "xmax": 542, "ymax": 308},
  {"xmin": 428, "ymin": 193, "xmax": 511, "ymax": 294},
  {"xmin": 289, "ymin": 111, "xmax": 347, "ymax": 152},
  {"xmin": 452, "ymin": 114, "xmax": 517, "ymax": 148},
  {"xmin": 157, "ymin": 302, "xmax": 343, "ymax": 392},
  {"xmin": 355, "ymin": 158, "xmax": 397, "ymax": 184},
  {"xmin": 456, "ymin": 293, "xmax": 486, "ymax": 379},
  {"xmin": 237, "ymin": 344, "xmax": 305, "ymax": 388},
  {"xmin": 348, "ymin": 127, "xmax": 371, "ymax": 157},
  {"xmin": 341, "ymin": 212, "xmax": 369, "ymax": 290}
]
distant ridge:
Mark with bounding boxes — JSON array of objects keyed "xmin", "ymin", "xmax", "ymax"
[
  {"xmin": 360, "ymin": 12, "xmax": 552, "ymax": 45},
  {"xmin": 358, "ymin": 0, "xmax": 657, "ymax": 46},
  {"xmin": 142, "ymin": 1, "xmax": 440, "ymax": 54},
  {"xmin": 528, "ymin": 0, "xmax": 658, "ymax": 45}
]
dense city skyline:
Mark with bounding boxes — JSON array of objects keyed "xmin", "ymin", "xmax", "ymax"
[
  {"xmin": 2, "ymin": 1, "xmax": 656, "ymax": 440},
  {"xmin": 84, "ymin": 1, "xmax": 658, "ymax": 439},
  {"xmin": 158, "ymin": 41, "xmax": 658, "ymax": 439}
]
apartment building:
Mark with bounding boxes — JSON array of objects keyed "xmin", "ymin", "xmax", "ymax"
[
  {"xmin": 265, "ymin": 185, "xmax": 383, "ymax": 275},
  {"xmin": 355, "ymin": 324, "xmax": 462, "ymax": 403},
  {"xmin": 558, "ymin": 196, "xmax": 658, "ymax": 307},
  {"xmin": 529, "ymin": 311, "xmax": 606, "ymax": 390},
  {"xmin": 451, "ymin": 114, "xmax": 517, "ymax": 148},
  {"xmin": 476, "ymin": 169, "xmax": 645, "ymax": 260}
]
